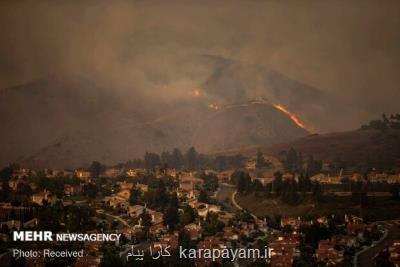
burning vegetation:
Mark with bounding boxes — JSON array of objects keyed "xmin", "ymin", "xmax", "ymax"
[
  {"xmin": 273, "ymin": 104, "xmax": 306, "ymax": 130},
  {"xmin": 208, "ymin": 103, "xmax": 220, "ymax": 111},
  {"xmin": 192, "ymin": 89, "xmax": 202, "ymax": 97}
]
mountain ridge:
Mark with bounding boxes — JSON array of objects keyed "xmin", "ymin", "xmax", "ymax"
[{"xmin": 1, "ymin": 55, "xmax": 357, "ymax": 168}]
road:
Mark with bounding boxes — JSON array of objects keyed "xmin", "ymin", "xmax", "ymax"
[
  {"xmin": 96, "ymin": 209, "xmax": 132, "ymax": 228},
  {"xmin": 231, "ymin": 191, "xmax": 259, "ymax": 221},
  {"xmin": 216, "ymin": 183, "xmax": 238, "ymax": 212},
  {"xmin": 356, "ymin": 220, "xmax": 400, "ymax": 267}
]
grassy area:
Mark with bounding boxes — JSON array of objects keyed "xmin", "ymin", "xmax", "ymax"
[
  {"xmin": 237, "ymin": 193, "xmax": 400, "ymax": 221},
  {"xmin": 236, "ymin": 193, "xmax": 314, "ymax": 218},
  {"xmin": 216, "ymin": 185, "xmax": 237, "ymax": 212},
  {"xmin": 216, "ymin": 186, "xmax": 235, "ymax": 203},
  {"xmin": 314, "ymin": 195, "xmax": 400, "ymax": 221}
]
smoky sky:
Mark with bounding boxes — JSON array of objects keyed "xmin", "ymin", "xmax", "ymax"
[{"xmin": 1, "ymin": 0, "xmax": 400, "ymax": 123}]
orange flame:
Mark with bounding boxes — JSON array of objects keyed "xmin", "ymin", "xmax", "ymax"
[
  {"xmin": 273, "ymin": 104, "xmax": 306, "ymax": 129},
  {"xmin": 208, "ymin": 103, "xmax": 220, "ymax": 110},
  {"xmin": 192, "ymin": 89, "xmax": 201, "ymax": 97}
]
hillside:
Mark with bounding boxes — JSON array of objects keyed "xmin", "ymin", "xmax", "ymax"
[
  {"xmin": 193, "ymin": 102, "xmax": 307, "ymax": 152},
  {"xmin": 17, "ymin": 101, "xmax": 308, "ymax": 169},
  {"xmin": 0, "ymin": 54, "xmax": 355, "ymax": 169},
  {"xmin": 198, "ymin": 55, "xmax": 357, "ymax": 133},
  {"xmin": 265, "ymin": 129, "xmax": 400, "ymax": 169}
]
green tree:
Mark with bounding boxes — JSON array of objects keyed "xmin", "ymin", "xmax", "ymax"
[
  {"xmin": 178, "ymin": 229, "xmax": 193, "ymax": 249},
  {"xmin": 171, "ymin": 148, "xmax": 184, "ymax": 169},
  {"xmin": 237, "ymin": 172, "xmax": 251, "ymax": 194},
  {"xmin": 255, "ymin": 150, "xmax": 268, "ymax": 169},
  {"xmin": 272, "ymin": 171, "xmax": 283, "ymax": 195},
  {"xmin": 198, "ymin": 189, "xmax": 209, "ymax": 203},
  {"xmin": 129, "ymin": 188, "xmax": 142, "ymax": 205},
  {"xmin": 140, "ymin": 209, "xmax": 152, "ymax": 238},
  {"xmin": 312, "ymin": 182, "xmax": 323, "ymax": 202},
  {"xmin": 285, "ymin": 148, "xmax": 298, "ymax": 172},
  {"xmin": 281, "ymin": 179, "xmax": 299, "ymax": 205},
  {"xmin": 185, "ymin": 147, "xmax": 198, "ymax": 170},
  {"xmin": 203, "ymin": 212, "xmax": 225, "ymax": 236},
  {"xmin": 154, "ymin": 180, "xmax": 168, "ymax": 209},
  {"xmin": 83, "ymin": 183, "xmax": 98, "ymax": 198},
  {"xmin": 161, "ymin": 151, "xmax": 172, "ymax": 167},
  {"xmin": 306, "ymin": 155, "xmax": 322, "ymax": 176},
  {"xmin": 144, "ymin": 152, "xmax": 161, "ymax": 169},
  {"xmin": 252, "ymin": 179, "xmax": 263, "ymax": 194},
  {"xmin": 164, "ymin": 205, "xmax": 179, "ymax": 231},
  {"xmin": 200, "ymin": 172, "xmax": 219, "ymax": 192},
  {"xmin": 89, "ymin": 161, "xmax": 105, "ymax": 178},
  {"xmin": 179, "ymin": 205, "xmax": 196, "ymax": 226},
  {"xmin": 390, "ymin": 185, "xmax": 399, "ymax": 201},
  {"xmin": 0, "ymin": 166, "xmax": 13, "ymax": 201}
]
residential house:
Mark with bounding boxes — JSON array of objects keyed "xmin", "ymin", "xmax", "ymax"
[
  {"xmin": 117, "ymin": 189, "xmax": 131, "ymax": 201},
  {"xmin": 32, "ymin": 190, "xmax": 56, "ymax": 206},
  {"xmin": 106, "ymin": 196, "xmax": 128, "ymax": 209},
  {"xmin": 126, "ymin": 169, "xmax": 140, "ymax": 178},
  {"xmin": 184, "ymin": 222, "xmax": 202, "ymax": 241},
  {"xmin": 0, "ymin": 220, "xmax": 21, "ymax": 230},
  {"xmin": 149, "ymin": 224, "xmax": 167, "ymax": 237},
  {"xmin": 217, "ymin": 211, "xmax": 235, "ymax": 226},
  {"xmin": 119, "ymin": 181, "xmax": 134, "ymax": 191},
  {"xmin": 222, "ymin": 227, "xmax": 239, "ymax": 241},
  {"xmin": 315, "ymin": 239, "xmax": 343, "ymax": 265},
  {"xmin": 268, "ymin": 237, "xmax": 300, "ymax": 267},
  {"xmin": 64, "ymin": 184, "xmax": 79, "ymax": 196},
  {"xmin": 311, "ymin": 174, "xmax": 342, "ymax": 184},
  {"xmin": 195, "ymin": 203, "xmax": 221, "ymax": 218},
  {"xmin": 8, "ymin": 178, "xmax": 23, "ymax": 191},
  {"xmin": 239, "ymin": 222, "xmax": 255, "ymax": 237},
  {"xmin": 217, "ymin": 169, "xmax": 235, "ymax": 183},
  {"xmin": 281, "ymin": 217, "xmax": 302, "ymax": 230},
  {"xmin": 135, "ymin": 183, "xmax": 148, "ymax": 192},
  {"xmin": 75, "ymin": 170, "xmax": 91, "ymax": 181},
  {"xmin": 12, "ymin": 168, "xmax": 34, "ymax": 179},
  {"xmin": 388, "ymin": 175, "xmax": 400, "ymax": 184},
  {"xmin": 128, "ymin": 205, "xmax": 145, "ymax": 217},
  {"xmin": 390, "ymin": 240, "xmax": 400, "ymax": 267},
  {"xmin": 334, "ymin": 235, "xmax": 359, "ymax": 248},
  {"xmin": 148, "ymin": 209, "xmax": 163, "ymax": 225},
  {"xmin": 152, "ymin": 233, "xmax": 179, "ymax": 250},
  {"xmin": 195, "ymin": 237, "xmax": 225, "ymax": 267}
]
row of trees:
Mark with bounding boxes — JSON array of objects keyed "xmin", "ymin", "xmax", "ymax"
[
  {"xmin": 234, "ymin": 171, "xmax": 323, "ymax": 205},
  {"xmin": 0, "ymin": 166, "xmax": 13, "ymax": 202},
  {"xmin": 283, "ymin": 148, "xmax": 322, "ymax": 175},
  {"xmin": 361, "ymin": 113, "xmax": 400, "ymax": 130},
  {"xmin": 125, "ymin": 147, "xmax": 245, "ymax": 171},
  {"xmin": 255, "ymin": 150, "xmax": 272, "ymax": 169}
]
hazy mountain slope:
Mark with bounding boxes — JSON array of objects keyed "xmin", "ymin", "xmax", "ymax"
[
  {"xmin": 264, "ymin": 129, "xmax": 400, "ymax": 168},
  {"xmin": 0, "ymin": 78, "xmax": 112, "ymax": 166},
  {"xmin": 199, "ymin": 55, "xmax": 356, "ymax": 133},
  {"xmin": 193, "ymin": 102, "xmax": 307, "ymax": 153},
  {"xmin": 18, "ymin": 101, "xmax": 308, "ymax": 169},
  {"xmin": 1, "ymin": 54, "xmax": 354, "ymax": 168},
  {"xmin": 0, "ymin": 77, "xmax": 158, "ymax": 167}
]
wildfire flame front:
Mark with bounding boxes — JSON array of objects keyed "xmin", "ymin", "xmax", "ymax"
[{"xmin": 273, "ymin": 104, "xmax": 306, "ymax": 130}]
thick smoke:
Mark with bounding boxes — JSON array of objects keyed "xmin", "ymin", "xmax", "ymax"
[{"xmin": 1, "ymin": 0, "xmax": 399, "ymax": 131}]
